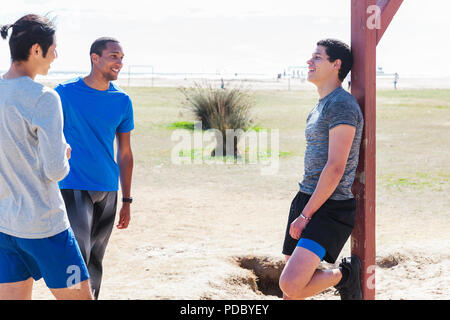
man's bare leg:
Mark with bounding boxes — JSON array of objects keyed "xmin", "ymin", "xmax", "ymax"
[
  {"xmin": 50, "ymin": 279, "xmax": 94, "ymax": 300},
  {"xmin": 0, "ymin": 278, "xmax": 33, "ymax": 300},
  {"xmin": 280, "ymin": 247, "xmax": 342, "ymax": 300},
  {"xmin": 283, "ymin": 255, "xmax": 293, "ymax": 300}
]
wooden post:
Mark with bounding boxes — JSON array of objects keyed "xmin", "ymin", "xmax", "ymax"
[
  {"xmin": 350, "ymin": 0, "xmax": 403, "ymax": 300},
  {"xmin": 351, "ymin": 0, "xmax": 377, "ymax": 301}
]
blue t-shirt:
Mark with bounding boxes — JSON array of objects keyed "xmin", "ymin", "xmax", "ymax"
[{"xmin": 55, "ymin": 77, "xmax": 134, "ymax": 191}]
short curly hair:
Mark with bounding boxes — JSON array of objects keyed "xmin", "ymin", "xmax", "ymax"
[{"xmin": 317, "ymin": 39, "xmax": 353, "ymax": 82}]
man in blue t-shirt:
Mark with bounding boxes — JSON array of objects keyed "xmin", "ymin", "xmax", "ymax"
[{"xmin": 55, "ymin": 37, "xmax": 134, "ymax": 299}]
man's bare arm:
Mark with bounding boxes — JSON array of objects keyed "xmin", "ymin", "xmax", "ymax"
[
  {"xmin": 116, "ymin": 131, "xmax": 133, "ymax": 229},
  {"xmin": 302, "ymin": 124, "xmax": 356, "ymax": 217}
]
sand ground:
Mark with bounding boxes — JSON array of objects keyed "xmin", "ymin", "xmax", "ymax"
[{"xmin": 31, "ymin": 161, "xmax": 449, "ymax": 300}]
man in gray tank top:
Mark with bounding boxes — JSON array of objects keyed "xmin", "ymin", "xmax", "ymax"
[{"xmin": 279, "ymin": 39, "xmax": 364, "ymax": 300}]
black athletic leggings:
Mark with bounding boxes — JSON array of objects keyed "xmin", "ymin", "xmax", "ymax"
[{"xmin": 60, "ymin": 189, "xmax": 117, "ymax": 299}]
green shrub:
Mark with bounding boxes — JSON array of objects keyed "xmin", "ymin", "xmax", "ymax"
[{"xmin": 180, "ymin": 82, "xmax": 254, "ymax": 156}]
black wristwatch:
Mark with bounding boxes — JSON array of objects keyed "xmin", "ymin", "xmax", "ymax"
[{"xmin": 122, "ymin": 197, "xmax": 133, "ymax": 203}]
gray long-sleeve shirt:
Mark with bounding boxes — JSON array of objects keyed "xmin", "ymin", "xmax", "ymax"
[{"xmin": 0, "ymin": 75, "xmax": 70, "ymax": 238}]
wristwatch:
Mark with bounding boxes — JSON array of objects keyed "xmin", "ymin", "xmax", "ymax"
[{"xmin": 122, "ymin": 197, "xmax": 133, "ymax": 203}]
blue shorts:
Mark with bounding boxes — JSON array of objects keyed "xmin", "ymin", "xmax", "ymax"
[{"xmin": 0, "ymin": 228, "xmax": 89, "ymax": 289}]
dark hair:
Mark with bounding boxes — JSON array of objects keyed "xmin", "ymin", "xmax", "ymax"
[
  {"xmin": 90, "ymin": 37, "xmax": 120, "ymax": 57},
  {"xmin": 1, "ymin": 14, "xmax": 56, "ymax": 62},
  {"xmin": 317, "ymin": 38, "xmax": 353, "ymax": 82}
]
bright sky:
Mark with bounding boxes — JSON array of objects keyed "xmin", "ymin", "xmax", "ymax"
[{"xmin": 0, "ymin": 0, "xmax": 449, "ymax": 76}]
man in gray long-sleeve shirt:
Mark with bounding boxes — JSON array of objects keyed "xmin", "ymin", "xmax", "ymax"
[
  {"xmin": 0, "ymin": 80, "xmax": 69, "ymax": 237},
  {"xmin": 0, "ymin": 14, "xmax": 92, "ymax": 300}
]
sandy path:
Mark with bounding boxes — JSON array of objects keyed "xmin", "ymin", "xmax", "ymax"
[{"xmin": 31, "ymin": 157, "xmax": 449, "ymax": 300}]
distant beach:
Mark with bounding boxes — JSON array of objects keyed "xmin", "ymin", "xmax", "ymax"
[{"xmin": 30, "ymin": 69, "xmax": 450, "ymax": 91}]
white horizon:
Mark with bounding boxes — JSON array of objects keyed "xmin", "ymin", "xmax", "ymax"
[{"xmin": 1, "ymin": 0, "xmax": 449, "ymax": 77}]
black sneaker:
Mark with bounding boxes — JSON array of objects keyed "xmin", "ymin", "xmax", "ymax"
[{"xmin": 334, "ymin": 256, "xmax": 363, "ymax": 300}]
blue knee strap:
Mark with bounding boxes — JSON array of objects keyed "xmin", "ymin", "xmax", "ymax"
[{"xmin": 297, "ymin": 238, "xmax": 326, "ymax": 260}]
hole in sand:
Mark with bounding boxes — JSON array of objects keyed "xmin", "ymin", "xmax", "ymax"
[
  {"xmin": 377, "ymin": 253, "xmax": 407, "ymax": 269},
  {"xmin": 233, "ymin": 256, "xmax": 285, "ymax": 298}
]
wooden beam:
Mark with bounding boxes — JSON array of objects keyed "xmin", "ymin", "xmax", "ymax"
[
  {"xmin": 351, "ymin": 0, "xmax": 403, "ymax": 300},
  {"xmin": 376, "ymin": 0, "xmax": 404, "ymax": 45},
  {"xmin": 351, "ymin": 0, "xmax": 377, "ymax": 300}
]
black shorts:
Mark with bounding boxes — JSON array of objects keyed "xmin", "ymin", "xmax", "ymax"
[{"xmin": 282, "ymin": 191, "xmax": 356, "ymax": 264}]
